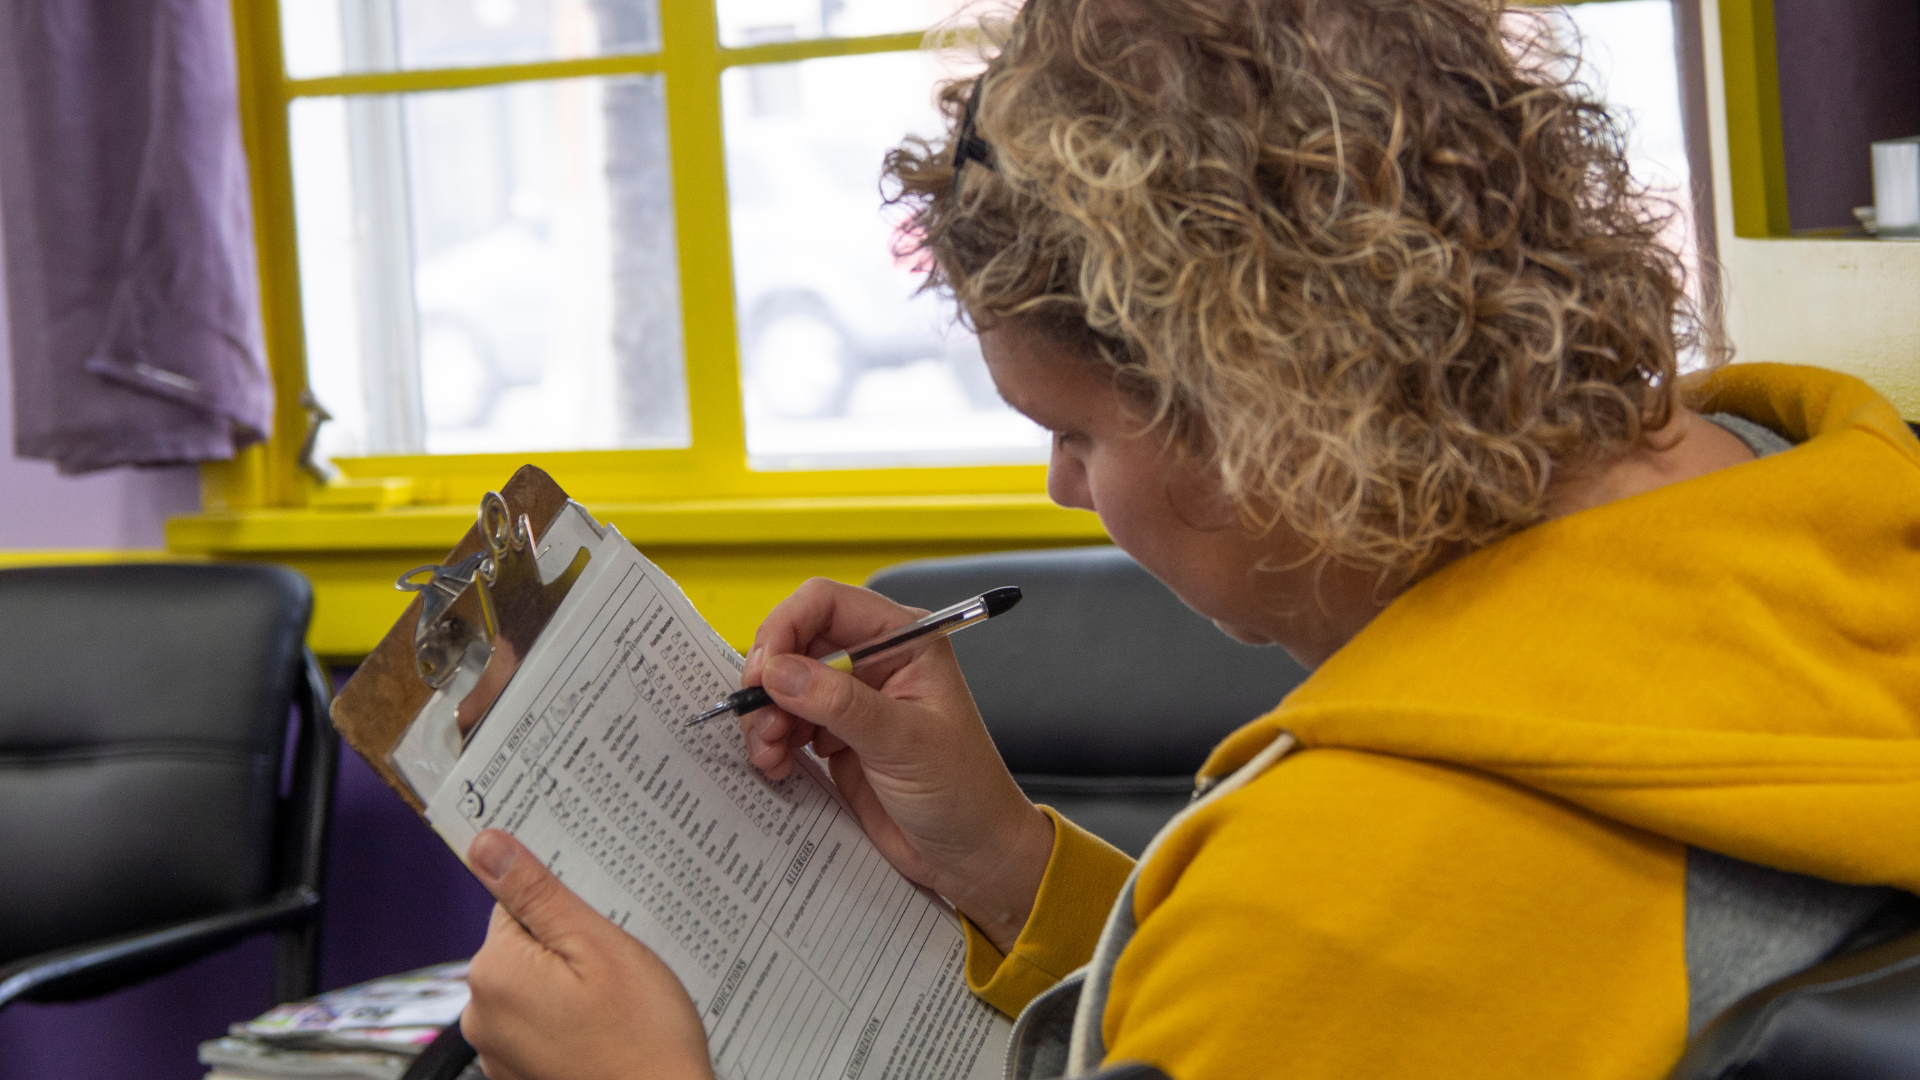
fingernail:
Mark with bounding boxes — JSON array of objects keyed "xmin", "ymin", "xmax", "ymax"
[
  {"xmin": 471, "ymin": 830, "xmax": 517, "ymax": 882},
  {"xmin": 764, "ymin": 654, "xmax": 810, "ymax": 698},
  {"xmin": 744, "ymin": 644, "xmax": 763, "ymax": 673}
]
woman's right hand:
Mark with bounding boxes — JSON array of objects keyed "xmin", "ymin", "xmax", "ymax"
[{"xmin": 740, "ymin": 578, "xmax": 1054, "ymax": 953}]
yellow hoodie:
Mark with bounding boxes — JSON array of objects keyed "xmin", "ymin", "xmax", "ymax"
[{"xmin": 962, "ymin": 364, "xmax": 1920, "ymax": 1079}]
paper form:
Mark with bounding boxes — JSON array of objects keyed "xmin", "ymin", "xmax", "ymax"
[{"xmin": 420, "ymin": 511, "xmax": 1010, "ymax": 1080}]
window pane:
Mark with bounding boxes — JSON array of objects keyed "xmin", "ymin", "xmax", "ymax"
[
  {"xmin": 282, "ymin": 0, "xmax": 660, "ymax": 80},
  {"xmin": 725, "ymin": 52, "xmax": 1047, "ymax": 470},
  {"xmin": 717, "ymin": 0, "xmax": 974, "ymax": 49},
  {"xmin": 291, "ymin": 75, "xmax": 688, "ymax": 464},
  {"xmin": 1555, "ymin": 1, "xmax": 1694, "ymax": 258},
  {"xmin": 289, "ymin": 100, "xmax": 370, "ymax": 465},
  {"xmin": 1546, "ymin": 1, "xmax": 1701, "ymax": 359}
]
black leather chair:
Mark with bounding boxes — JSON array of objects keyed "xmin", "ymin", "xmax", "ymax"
[
  {"xmin": 867, "ymin": 545, "xmax": 1309, "ymax": 855},
  {"xmin": 0, "ymin": 563, "xmax": 338, "ymax": 1009}
]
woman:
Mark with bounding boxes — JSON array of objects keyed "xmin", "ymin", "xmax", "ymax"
[{"xmin": 457, "ymin": 0, "xmax": 1920, "ymax": 1077}]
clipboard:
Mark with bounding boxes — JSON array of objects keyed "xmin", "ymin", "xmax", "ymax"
[
  {"xmin": 326, "ymin": 467, "xmax": 1019, "ymax": 1077},
  {"xmin": 331, "ymin": 465, "xmax": 595, "ymax": 816}
]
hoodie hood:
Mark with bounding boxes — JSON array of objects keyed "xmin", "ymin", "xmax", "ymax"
[{"xmin": 1201, "ymin": 363, "xmax": 1920, "ymax": 893}]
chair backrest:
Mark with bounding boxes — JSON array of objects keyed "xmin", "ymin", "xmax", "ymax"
[
  {"xmin": 0, "ymin": 564, "xmax": 314, "ymax": 968},
  {"xmin": 867, "ymin": 546, "xmax": 1308, "ymax": 854}
]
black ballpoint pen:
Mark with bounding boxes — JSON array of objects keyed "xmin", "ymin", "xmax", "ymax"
[{"xmin": 684, "ymin": 586, "xmax": 1022, "ymax": 727}]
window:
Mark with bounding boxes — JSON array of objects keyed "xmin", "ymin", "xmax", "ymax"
[
  {"xmin": 293, "ymin": 73, "xmax": 685, "ymax": 459},
  {"xmin": 722, "ymin": 49, "xmax": 1049, "ymax": 469},
  {"xmin": 249, "ymin": 0, "xmax": 1043, "ymax": 509},
  {"xmin": 714, "ymin": 0, "xmax": 961, "ymax": 47},
  {"xmin": 1554, "ymin": 1, "xmax": 1700, "ymax": 299},
  {"xmin": 227, "ymin": 0, "xmax": 1698, "ymax": 511}
]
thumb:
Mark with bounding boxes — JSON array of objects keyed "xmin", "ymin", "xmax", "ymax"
[{"xmin": 468, "ymin": 829, "xmax": 598, "ymax": 954}]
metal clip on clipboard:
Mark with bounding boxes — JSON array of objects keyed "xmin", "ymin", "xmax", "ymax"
[
  {"xmin": 330, "ymin": 466, "xmax": 588, "ymax": 815},
  {"xmin": 385, "ymin": 489, "xmax": 598, "ymax": 804},
  {"xmin": 395, "ymin": 490, "xmax": 591, "ymax": 693}
]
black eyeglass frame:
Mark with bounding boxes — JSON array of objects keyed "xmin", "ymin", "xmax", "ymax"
[{"xmin": 951, "ymin": 76, "xmax": 996, "ymax": 182}]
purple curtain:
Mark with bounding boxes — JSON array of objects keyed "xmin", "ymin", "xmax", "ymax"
[{"xmin": 0, "ymin": 0, "xmax": 271, "ymax": 475}]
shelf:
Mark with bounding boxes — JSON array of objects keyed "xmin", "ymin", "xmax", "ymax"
[
  {"xmin": 160, "ymin": 494, "xmax": 1109, "ymax": 658},
  {"xmin": 167, "ymin": 493, "xmax": 1106, "ymax": 554}
]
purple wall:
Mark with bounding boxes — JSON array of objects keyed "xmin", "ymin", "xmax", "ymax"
[{"xmin": 1774, "ymin": 0, "xmax": 1920, "ymax": 231}]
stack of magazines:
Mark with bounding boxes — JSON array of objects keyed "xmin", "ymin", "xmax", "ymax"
[{"xmin": 199, "ymin": 962, "xmax": 476, "ymax": 1080}]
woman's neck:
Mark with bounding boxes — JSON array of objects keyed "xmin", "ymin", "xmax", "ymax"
[{"xmin": 1545, "ymin": 409, "xmax": 1756, "ymax": 520}]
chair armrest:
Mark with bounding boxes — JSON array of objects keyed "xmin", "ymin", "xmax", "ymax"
[{"xmin": 0, "ymin": 886, "xmax": 320, "ymax": 1008}]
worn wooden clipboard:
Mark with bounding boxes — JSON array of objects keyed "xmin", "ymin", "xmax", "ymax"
[{"xmin": 331, "ymin": 465, "xmax": 576, "ymax": 817}]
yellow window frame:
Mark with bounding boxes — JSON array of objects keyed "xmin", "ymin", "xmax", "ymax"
[
  {"xmin": 164, "ymin": 0, "xmax": 1812, "ymax": 658},
  {"xmin": 213, "ymin": 0, "xmax": 1755, "ymax": 523},
  {"xmin": 213, "ymin": 1, "xmax": 1068, "ymax": 514},
  {"xmin": 1713, "ymin": 0, "xmax": 1787, "ymax": 238},
  {"xmin": 174, "ymin": 1, "xmax": 1106, "ymax": 659}
]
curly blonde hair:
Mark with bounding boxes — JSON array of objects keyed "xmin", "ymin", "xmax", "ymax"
[{"xmin": 885, "ymin": 0, "xmax": 1709, "ymax": 581}]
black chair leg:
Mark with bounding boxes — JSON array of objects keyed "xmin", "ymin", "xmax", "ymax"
[
  {"xmin": 269, "ymin": 647, "xmax": 337, "ymax": 1006},
  {"xmin": 272, "ymin": 920, "xmax": 320, "ymax": 1004}
]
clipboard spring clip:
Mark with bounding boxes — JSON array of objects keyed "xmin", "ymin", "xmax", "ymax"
[{"xmin": 396, "ymin": 491, "xmax": 533, "ymax": 689}]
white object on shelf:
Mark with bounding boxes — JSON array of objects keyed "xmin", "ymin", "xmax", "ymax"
[{"xmin": 1871, "ymin": 135, "xmax": 1920, "ymax": 239}]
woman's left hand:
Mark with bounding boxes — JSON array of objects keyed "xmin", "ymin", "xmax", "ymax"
[{"xmin": 460, "ymin": 830, "xmax": 714, "ymax": 1080}]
